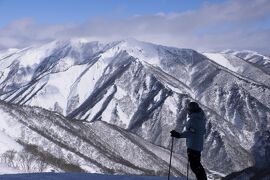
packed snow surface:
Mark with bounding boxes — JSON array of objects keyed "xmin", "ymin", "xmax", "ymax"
[{"xmin": 0, "ymin": 173, "xmax": 186, "ymax": 180}]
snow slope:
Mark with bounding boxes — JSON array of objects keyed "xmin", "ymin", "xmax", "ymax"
[
  {"xmin": 0, "ymin": 101, "xmax": 186, "ymax": 177},
  {"xmin": 0, "ymin": 163, "xmax": 22, "ymax": 174},
  {"xmin": 0, "ymin": 173, "xmax": 186, "ymax": 180},
  {"xmin": 203, "ymin": 53, "xmax": 240, "ymax": 72},
  {"xmin": 204, "ymin": 52, "xmax": 270, "ymax": 87}
]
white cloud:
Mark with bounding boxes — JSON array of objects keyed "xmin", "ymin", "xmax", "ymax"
[{"xmin": 0, "ymin": 0, "xmax": 270, "ymax": 53}]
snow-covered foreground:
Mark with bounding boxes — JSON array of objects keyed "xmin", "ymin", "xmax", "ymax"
[
  {"xmin": 0, "ymin": 173, "xmax": 186, "ymax": 180},
  {"xmin": 0, "ymin": 163, "xmax": 22, "ymax": 174}
]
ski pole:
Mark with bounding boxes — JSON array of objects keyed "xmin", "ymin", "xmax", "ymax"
[
  {"xmin": 187, "ymin": 159, "xmax": 189, "ymax": 180},
  {"xmin": 168, "ymin": 137, "xmax": 174, "ymax": 180}
]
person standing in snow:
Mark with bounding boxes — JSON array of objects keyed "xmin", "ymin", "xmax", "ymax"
[{"xmin": 170, "ymin": 102, "xmax": 207, "ymax": 180}]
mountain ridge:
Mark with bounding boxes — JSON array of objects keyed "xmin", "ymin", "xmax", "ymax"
[{"xmin": 0, "ymin": 39, "xmax": 269, "ymax": 177}]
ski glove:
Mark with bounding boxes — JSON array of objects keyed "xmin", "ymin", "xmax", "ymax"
[{"xmin": 170, "ymin": 130, "xmax": 181, "ymax": 138}]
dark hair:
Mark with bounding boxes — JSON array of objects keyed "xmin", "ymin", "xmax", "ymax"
[{"xmin": 187, "ymin": 102, "xmax": 201, "ymax": 114}]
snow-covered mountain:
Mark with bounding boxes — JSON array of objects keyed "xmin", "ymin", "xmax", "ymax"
[
  {"xmin": 0, "ymin": 39, "xmax": 269, "ymax": 178},
  {"xmin": 0, "ymin": 100, "xmax": 186, "ymax": 176}
]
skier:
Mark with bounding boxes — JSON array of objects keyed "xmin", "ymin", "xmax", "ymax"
[{"xmin": 170, "ymin": 102, "xmax": 207, "ymax": 180}]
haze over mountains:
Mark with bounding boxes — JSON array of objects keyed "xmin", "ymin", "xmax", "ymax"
[{"xmin": 0, "ymin": 39, "xmax": 269, "ymax": 179}]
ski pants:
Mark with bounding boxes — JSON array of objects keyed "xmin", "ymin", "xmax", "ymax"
[{"xmin": 187, "ymin": 148, "xmax": 207, "ymax": 180}]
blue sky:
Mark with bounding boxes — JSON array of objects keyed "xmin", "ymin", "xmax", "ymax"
[
  {"xmin": 0, "ymin": 0, "xmax": 269, "ymax": 53},
  {"xmin": 0, "ymin": 0, "xmax": 225, "ymax": 26}
]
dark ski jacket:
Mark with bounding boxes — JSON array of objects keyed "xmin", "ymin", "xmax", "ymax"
[{"xmin": 181, "ymin": 111, "xmax": 206, "ymax": 151}]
